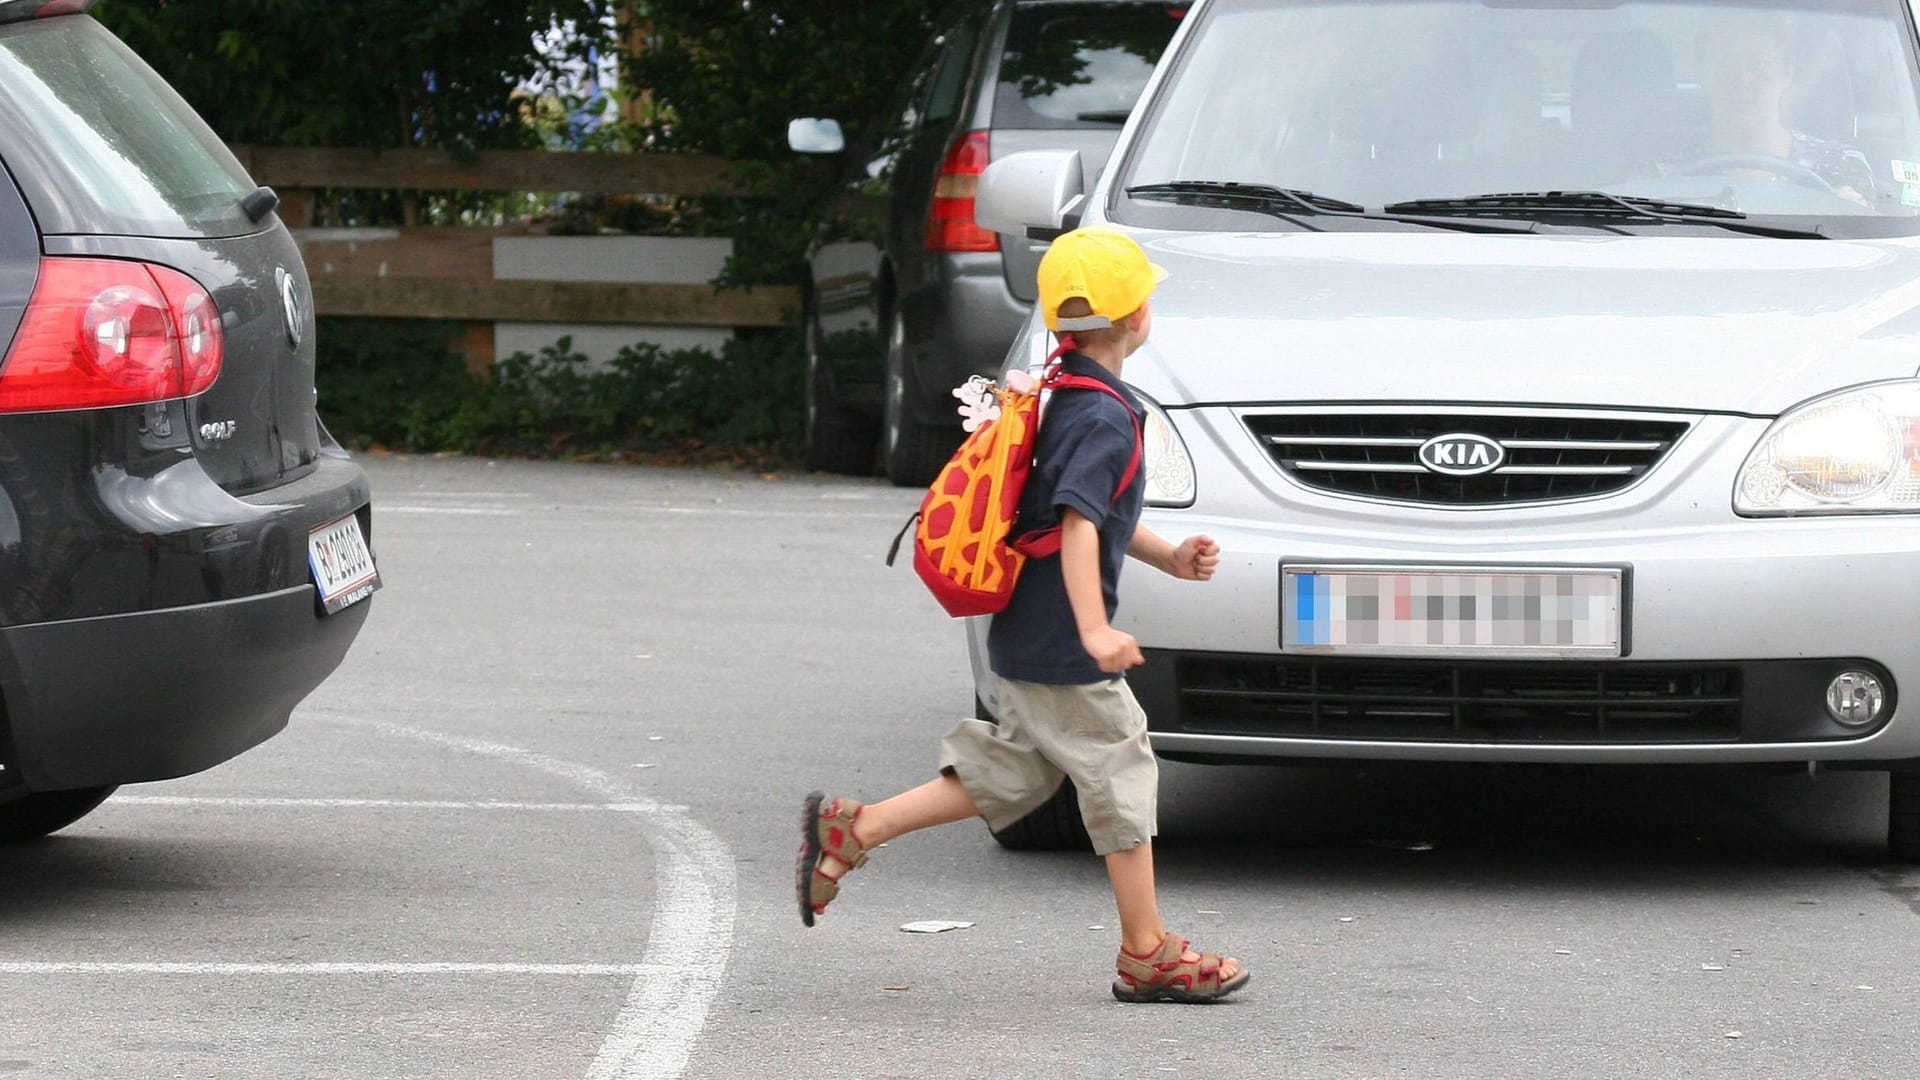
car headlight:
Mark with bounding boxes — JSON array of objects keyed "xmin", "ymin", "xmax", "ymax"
[
  {"xmin": 1133, "ymin": 391, "xmax": 1196, "ymax": 507},
  {"xmin": 1017, "ymin": 333, "xmax": 1197, "ymax": 506},
  {"xmin": 1735, "ymin": 380, "xmax": 1920, "ymax": 514}
]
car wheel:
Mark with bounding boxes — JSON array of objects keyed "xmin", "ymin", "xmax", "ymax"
[
  {"xmin": 801, "ymin": 308, "xmax": 878, "ymax": 475},
  {"xmin": 974, "ymin": 693, "xmax": 1094, "ymax": 852},
  {"xmin": 0, "ymin": 785, "xmax": 118, "ymax": 843},
  {"xmin": 1890, "ymin": 769, "xmax": 1920, "ymax": 861},
  {"xmin": 882, "ymin": 311, "xmax": 956, "ymax": 488},
  {"xmin": 990, "ymin": 778, "xmax": 1093, "ymax": 852}
]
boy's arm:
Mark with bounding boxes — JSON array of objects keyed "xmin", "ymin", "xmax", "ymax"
[
  {"xmin": 1061, "ymin": 508, "xmax": 1144, "ymax": 673},
  {"xmin": 1128, "ymin": 522, "xmax": 1221, "ymax": 581}
]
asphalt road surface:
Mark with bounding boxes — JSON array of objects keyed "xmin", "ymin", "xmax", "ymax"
[{"xmin": 2, "ymin": 454, "xmax": 1916, "ymax": 1079}]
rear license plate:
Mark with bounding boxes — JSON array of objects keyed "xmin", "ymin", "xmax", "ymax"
[
  {"xmin": 1282, "ymin": 564, "xmax": 1624, "ymax": 658},
  {"xmin": 308, "ymin": 513, "xmax": 380, "ymax": 615}
]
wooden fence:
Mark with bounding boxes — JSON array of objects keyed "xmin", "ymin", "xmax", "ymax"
[{"xmin": 229, "ymin": 145, "xmax": 799, "ymax": 370}]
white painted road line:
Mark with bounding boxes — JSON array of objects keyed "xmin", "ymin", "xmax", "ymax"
[
  {"xmin": 381, "ymin": 502, "xmax": 906, "ymax": 520},
  {"xmin": 112, "ymin": 796, "xmax": 659, "ymax": 814},
  {"xmin": 401, "ymin": 491, "xmax": 535, "ymax": 499},
  {"xmin": 0, "ymin": 962, "xmax": 662, "ymax": 977},
  {"xmin": 324, "ymin": 715, "xmax": 736, "ymax": 1080},
  {"xmin": 379, "ymin": 506, "xmax": 521, "ymax": 516},
  {"xmin": 569, "ymin": 503, "xmax": 906, "ymax": 520}
]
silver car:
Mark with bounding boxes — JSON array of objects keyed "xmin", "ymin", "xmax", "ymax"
[
  {"xmin": 971, "ymin": 0, "xmax": 1920, "ymax": 857},
  {"xmin": 789, "ymin": 0, "xmax": 1185, "ymax": 484}
]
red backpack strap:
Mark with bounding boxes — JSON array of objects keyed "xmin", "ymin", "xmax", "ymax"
[
  {"xmin": 1047, "ymin": 372, "xmax": 1143, "ymax": 504},
  {"xmin": 1010, "ymin": 373, "xmax": 1144, "ymax": 559}
]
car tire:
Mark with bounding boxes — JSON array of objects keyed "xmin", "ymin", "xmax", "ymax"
[
  {"xmin": 882, "ymin": 311, "xmax": 956, "ymax": 488},
  {"xmin": 990, "ymin": 778, "xmax": 1093, "ymax": 852},
  {"xmin": 974, "ymin": 692, "xmax": 1095, "ymax": 852},
  {"xmin": 802, "ymin": 309, "xmax": 878, "ymax": 476},
  {"xmin": 1890, "ymin": 769, "xmax": 1920, "ymax": 862},
  {"xmin": 0, "ymin": 785, "xmax": 118, "ymax": 843}
]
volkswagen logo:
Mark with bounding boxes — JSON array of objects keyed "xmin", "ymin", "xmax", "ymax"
[
  {"xmin": 1417, "ymin": 432, "xmax": 1505, "ymax": 476},
  {"xmin": 275, "ymin": 266, "xmax": 305, "ymax": 348}
]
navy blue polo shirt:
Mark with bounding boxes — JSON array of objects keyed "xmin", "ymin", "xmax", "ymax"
[{"xmin": 987, "ymin": 353, "xmax": 1145, "ymax": 685}]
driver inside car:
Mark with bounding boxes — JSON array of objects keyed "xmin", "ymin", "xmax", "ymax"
[{"xmin": 1686, "ymin": 21, "xmax": 1878, "ymax": 205}]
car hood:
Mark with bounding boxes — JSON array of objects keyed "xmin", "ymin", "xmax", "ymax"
[{"xmin": 1123, "ymin": 230, "xmax": 1920, "ymax": 416}]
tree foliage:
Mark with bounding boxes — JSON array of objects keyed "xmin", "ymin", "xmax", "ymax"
[
  {"xmin": 625, "ymin": 1, "xmax": 947, "ymax": 158},
  {"xmin": 623, "ymin": 0, "xmax": 952, "ymax": 283},
  {"xmin": 95, "ymin": 0, "xmax": 614, "ymax": 150}
]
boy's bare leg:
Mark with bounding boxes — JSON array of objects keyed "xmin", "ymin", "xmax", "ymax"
[
  {"xmin": 1106, "ymin": 843, "xmax": 1166, "ymax": 953},
  {"xmin": 816, "ymin": 774, "xmax": 980, "ymax": 881},
  {"xmin": 1106, "ymin": 842, "xmax": 1241, "ymax": 979}
]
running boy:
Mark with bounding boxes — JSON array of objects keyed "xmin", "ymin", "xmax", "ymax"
[{"xmin": 798, "ymin": 225, "xmax": 1248, "ymax": 1004}]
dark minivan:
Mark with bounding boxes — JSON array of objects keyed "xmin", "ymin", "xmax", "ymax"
[
  {"xmin": 0, "ymin": 1, "xmax": 376, "ymax": 840},
  {"xmin": 790, "ymin": 0, "xmax": 1185, "ymax": 484}
]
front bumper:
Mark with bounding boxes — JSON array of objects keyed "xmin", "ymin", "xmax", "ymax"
[
  {"xmin": 1115, "ymin": 409, "xmax": 1920, "ymax": 764},
  {"xmin": 1132, "ymin": 652, "xmax": 1900, "ymax": 763}
]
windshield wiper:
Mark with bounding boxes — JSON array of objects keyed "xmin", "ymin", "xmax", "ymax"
[
  {"xmin": 1384, "ymin": 191, "xmax": 1827, "ymax": 239},
  {"xmin": 1127, "ymin": 181, "xmax": 1534, "ymax": 234},
  {"xmin": 1075, "ymin": 109, "xmax": 1135, "ymax": 124},
  {"xmin": 1128, "ymin": 180, "xmax": 1364, "ymax": 214}
]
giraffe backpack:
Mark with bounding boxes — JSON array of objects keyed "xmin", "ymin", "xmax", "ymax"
[{"xmin": 885, "ymin": 343, "xmax": 1141, "ymax": 618}]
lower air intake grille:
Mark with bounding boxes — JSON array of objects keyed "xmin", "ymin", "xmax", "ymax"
[{"xmin": 1177, "ymin": 656, "xmax": 1742, "ymax": 743}]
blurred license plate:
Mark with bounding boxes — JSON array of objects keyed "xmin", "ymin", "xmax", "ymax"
[
  {"xmin": 1282, "ymin": 565, "xmax": 1623, "ymax": 658},
  {"xmin": 308, "ymin": 513, "xmax": 380, "ymax": 615}
]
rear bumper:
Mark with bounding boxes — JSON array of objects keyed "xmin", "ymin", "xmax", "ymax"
[
  {"xmin": 0, "ymin": 449, "xmax": 374, "ymax": 793},
  {"xmin": 0, "ymin": 583, "xmax": 367, "ymax": 791}
]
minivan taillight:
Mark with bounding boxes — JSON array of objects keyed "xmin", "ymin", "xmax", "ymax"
[
  {"xmin": 0, "ymin": 257, "xmax": 223, "ymax": 413},
  {"xmin": 926, "ymin": 131, "xmax": 999, "ymax": 254}
]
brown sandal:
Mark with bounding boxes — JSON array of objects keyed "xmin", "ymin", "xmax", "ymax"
[
  {"xmin": 796, "ymin": 791, "xmax": 869, "ymax": 927},
  {"xmin": 1113, "ymin": 932, "xmax": 1250, "ymax": 1003}
]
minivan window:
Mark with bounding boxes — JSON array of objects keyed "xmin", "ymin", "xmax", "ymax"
[
  {"xmin": 1117, "ymin": 0, "xmax": 1920, "ymax": 233},
  {"xmin": 994, "ymin": 3, "xmax": 1186, "ymax": 129},
  {"xmin": 925, "ymin": 18, "xmax": 985, "ymax": 127},
  {"xmin": 0, "ymin": 18, "xmax": 256, "ymax": 238}
]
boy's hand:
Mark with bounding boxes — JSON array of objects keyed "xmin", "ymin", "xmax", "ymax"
[
  {"xmin": 1081, "ymin": 625, "xmax": 1145, "ymax": 673},
  {"xmin": 1169, "ymin": 535, "xmax": 1220, "ymax": 581}
]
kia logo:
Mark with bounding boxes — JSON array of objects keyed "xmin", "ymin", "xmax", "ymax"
[{"xmin": 1418, "ymin": 433, "xmax": 1505, "ymax": 476}]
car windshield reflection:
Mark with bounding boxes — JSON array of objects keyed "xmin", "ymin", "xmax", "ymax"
[{"xmin": 1119, "ymin": 0, "xmax": 1920, "ymax": 229}]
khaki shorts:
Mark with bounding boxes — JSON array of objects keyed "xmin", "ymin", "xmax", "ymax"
[{"xmin": 938, "ymin": 676, "xmax": 1157, "ymax": 857}]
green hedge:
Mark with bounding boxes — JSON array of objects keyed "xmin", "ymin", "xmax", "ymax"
[{"xmin": 315, "ymin": 319, "xmax": 802, "ymax": 466}]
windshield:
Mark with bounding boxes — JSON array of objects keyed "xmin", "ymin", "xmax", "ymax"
[{"xmin": 1116, "ymin": 0, "xmax": 1920, "ymax": 232}]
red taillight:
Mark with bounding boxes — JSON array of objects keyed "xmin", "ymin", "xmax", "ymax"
[
  {"xmin": 152, "ymin": 264, "xmax": 225, "ymax": 395},
  {"xmin": 0, "ymin": 257, "xmax": 224, "ymax": 413},
  {"xmin": 926, "ymin": 131, "xmax": 999, "ymax": 254}
]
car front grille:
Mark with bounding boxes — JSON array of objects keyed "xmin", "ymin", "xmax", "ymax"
[
  {"xmin": 1245, "ymin": 411, "xmax": 1691, "ymax": 506},
  {"xmin": 1175, "ymin": 655, "xmax": 1743, "ymax": 743}
]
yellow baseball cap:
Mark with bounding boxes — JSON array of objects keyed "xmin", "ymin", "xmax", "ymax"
[{"xmin": 1036, "ymin": 225, "xmax": 1168, "ymax": 333}]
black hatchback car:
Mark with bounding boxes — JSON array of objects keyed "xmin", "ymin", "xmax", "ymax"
[
  {"xmin": 0, "ymin": 2, "xmax": 376, "ymax": 840},
  {"xmin": 790, "ymin": 0, "xmax": 1184, "ymax": 484}
]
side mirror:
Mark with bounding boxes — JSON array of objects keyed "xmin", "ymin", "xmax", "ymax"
[
  {"xmin": 787, "ymin": 118, "xmax": 845, "ymax": 155},
  {"xmin": 975, "ymin": 150, "xmax": 1086, "ymax": 240}
]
